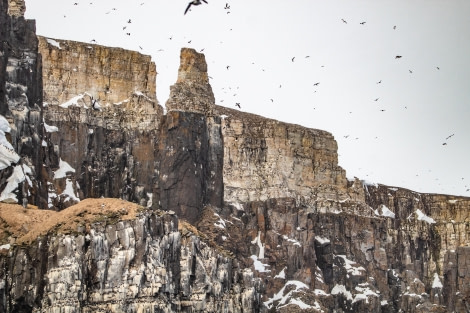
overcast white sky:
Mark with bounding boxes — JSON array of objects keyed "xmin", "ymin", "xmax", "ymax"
[{"xmin": 25, "ymin": 0, "xmax": 470, "ymax": 196}]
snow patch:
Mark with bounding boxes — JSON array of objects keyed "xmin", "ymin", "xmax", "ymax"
[
  {"xmin": 352, "ymin": 283, "xmax": 379, "ymax": 303},
  {"xmin": 416, "ymin": 209, "xmax": 436, "ymax": 224},
  {"xmin": 314, "ymin": 289, "xmax": 328, "ymax": 296},
  {"xmin": 60, "ymin": 94, "xmax": 83, "ymax": 108},
  {"xmin": 231, "ymin": 202, "xmax": 244, "ymax": 211},
  {"xmin": 250, "ymin": 255, "xmax": 270, "ymax": 273},
  {"xmin": 315, "ymin": 236, "xmax": 330, "ymax": 245},
  {"xmin": 146, "ymin": 192, "xmax": 153, "ymax": 208},
  {"xmin": 251, "ymin": 231, "xmax": 265, "ymax": 258},
  {"xmin": 214, "ymin": 213, "xmax": 226, "ymax": 229},
  {"xmin": 432, "ymin": 273, "xmax": 443, "ymax": 288},
  {"xmin": 264, "ymin": 280, "xmax": 310, "ymax": 309},
  {"xmin": 275, "ymin": 267, "xmax": 286, "ymax": 279},
  {"xmin": 0, "ymin": 115, "xmax": 20, "ymax": 170},
  {"xmin": 46, "ymin": 38, "xmax": 61, "ymax": 49},
  {"xmin": 54, "ymin": 159, "xmax": 76, "ymax": 179},
  {"xmin": 44, "ymin": 120, "xmax": 58, "ymax": 132},
  {"xmin": 0, "ymin": 164, "xmax": 31, "ymax": 203},
  {"xmin": 61, "ymin": 178, "xmax": 80, "ymax": 202},
  {"xmin": 0, "ymin": 244, "xmax": 11, "ymax": 250},
  {"xmin": 336, "ymin": 255, "xmax": 366, "ymax": 276},
  {"xmin": 282, "ymin": 235, "xmax": 301, "ymax": 247},
  {"xmin": 374, "ymin": 204, "xmax": 395, "ymax": 218},
  {"xmin": 331, "ymin": 284, "xmax": 353, "ymax": 301}
]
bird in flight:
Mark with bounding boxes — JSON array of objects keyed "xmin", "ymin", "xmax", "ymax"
[
  {"xmin": 185, "ymin": 0, "xmax": 208, "ymax": 15},
  {"xmin": 235, "ymin": 103, "xmax": 241, "ymax": 108},
  {"xmin": 291, "ymin": 57, "xmax": 295, "ymax": 62},
  {"xmin": 341, "ymin": 18, "xmax": 347, "ymax": 24},
  {"xmin": 313, "ymin": 82, "xmax": 320, "ymax": 86},
  {"xmin": 374, "ymin": 98, "xmax": 379, "ymax": 101},
  {"xmin": 360, "ymin": 21, "xmax": 366, "ymax": 25},
  {"xmin": 377, "ymin": 80, "xmax": 382, "ymax": 84},
  {"xmin": 446, "ymin": 134, "xmax": 454, "ymax": 140},
  {"xmin": 395, "ymin": 55, "xmax": 402, "ymax": 59}
]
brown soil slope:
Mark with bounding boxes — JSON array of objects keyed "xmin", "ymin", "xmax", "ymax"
[{"xmin": 0, "ymin": 198, "xmax": 143, "ymax": 245}]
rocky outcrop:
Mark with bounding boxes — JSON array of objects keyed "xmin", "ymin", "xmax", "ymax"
[
  {"xmin": 0, "ymin": 0, "xmax": 48, "ymax": 208},
  {"xmin": 214, "ymin": 106, "xmax": 349, "ymax": 207},
  {"xmin": 38, "ymin": 36, "xmax": 162, "ymax": 209},
  {"xmin": 1, "ymin": 1, "xmax": 470, "ymax": 311},
  {"xmin": 165, "ymin": 48, "xmax": 215, "ymax": 115},
  {"xmin": 0, "ymin": 199, "xmax": 263, "ymax": 312},
  {"xmin": 38, "ymin": 36, "xmax": 156, "ymax": 106}
]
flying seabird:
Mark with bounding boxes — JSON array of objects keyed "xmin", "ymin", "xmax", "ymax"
[
  {"xmin": 313, "ymin": 82, "xmax": 320, "ymax": 86},
  {"xmin": 235, "ymin": 103, "xmax": 241, "ymax": 108},
  {"xmin": 291, "ymin": 57, "xmax": 295, "ymax": 62},
  {"xmin": 377, "ymin": 80, "xmax": 382, "ymax": 84},
  {"xmin": 224, "ymin": 3, "xmax": 230, "ymax": 9},
  {"xmin": 185, "ymin": 0, "xmax": 208, "ymax": 15},
  {"xmin": 395, "ymin": 55, "xmax": 402, "ymax": 59},
  {"xmin": 341, "ymin": 18, "xmax": 347, "ymax": 24},
  {"xmin": 360, "ymin": 21, "xmax": 366, "ymax": 25}
]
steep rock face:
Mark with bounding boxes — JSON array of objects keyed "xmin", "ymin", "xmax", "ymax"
[
  {"xmin": 38, "ymin": 36, "xmax": 156, "ymax": 105},
  {"xmin": 214, "ymin": 106, "xmax": 348, "ymax": 207},
  {"xmin": 38, "ymin": 36, "xmax": 163, "ymax": 209},
  {"xmin": 0, "ymin": 199, "xmax": 263, "ymax": 313},
  {"xmin": 199, "ymin": 182, "xmax": 469, "ymax": 313},
  {"xmin": 0, "ymin": 0, "xmax": 48, "ymax": 208},
  {"xmin": 157, "ymin": 111, "xmax": 223, "ymax": 224},
  {"xmin": 1, "ymin": 2, "xmax": 469, "ymax": 311}
]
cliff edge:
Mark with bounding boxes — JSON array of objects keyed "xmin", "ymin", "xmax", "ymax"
[{"xmin": 0, "ymin": 1, "xmax": 469, "ymax": 312}]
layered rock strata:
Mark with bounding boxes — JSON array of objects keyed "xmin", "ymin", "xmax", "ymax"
[
  {"xmin": 0, "ymin": 0, "xmax": 48, "ymax": 208},
  {"xmin": 0, "ymin": 199, "xmax": 263, "ymax": 313},
  {"xmin": 165, "ymin": 48, "xmax": 215, "ymax": 115},
  {"xmin": 0, "ymin": 1, "xmax": 469, "ymax": 311},
  {"xmin": 39, "ymin": 36, "xmax": 163, "ymax": 209},
  {"xmin": 38, "ymin": 36, "xmax": 156, "ymax": 106}
]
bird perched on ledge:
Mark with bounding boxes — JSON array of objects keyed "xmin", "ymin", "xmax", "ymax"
[{"xmin": 184, "ymin": 0, "xmax": 208, "ymax": 15}]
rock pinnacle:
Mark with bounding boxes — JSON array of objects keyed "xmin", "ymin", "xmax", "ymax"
[{"xmin": 165, "ymin": 48, "xmax": 215, "ymax": 115}]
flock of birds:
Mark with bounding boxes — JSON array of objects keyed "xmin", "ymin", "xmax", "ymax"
[{"xmin": 51, "ymin": 1, "xmax": 467, "ymax": 195}]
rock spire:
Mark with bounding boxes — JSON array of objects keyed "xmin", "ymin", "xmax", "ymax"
[{"xmin": 165, "ymin": 48, "xmax": 215, "ymax": 115}]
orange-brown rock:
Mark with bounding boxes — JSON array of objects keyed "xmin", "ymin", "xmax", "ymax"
[{"xmin": 38, "ymin": 36, "xmax": 156, "ymax": 106}]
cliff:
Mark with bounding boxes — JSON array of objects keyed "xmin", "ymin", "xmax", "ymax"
[{"xmin": 0, "ymin": 1, "xmax": 469, "ymax": 312}]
